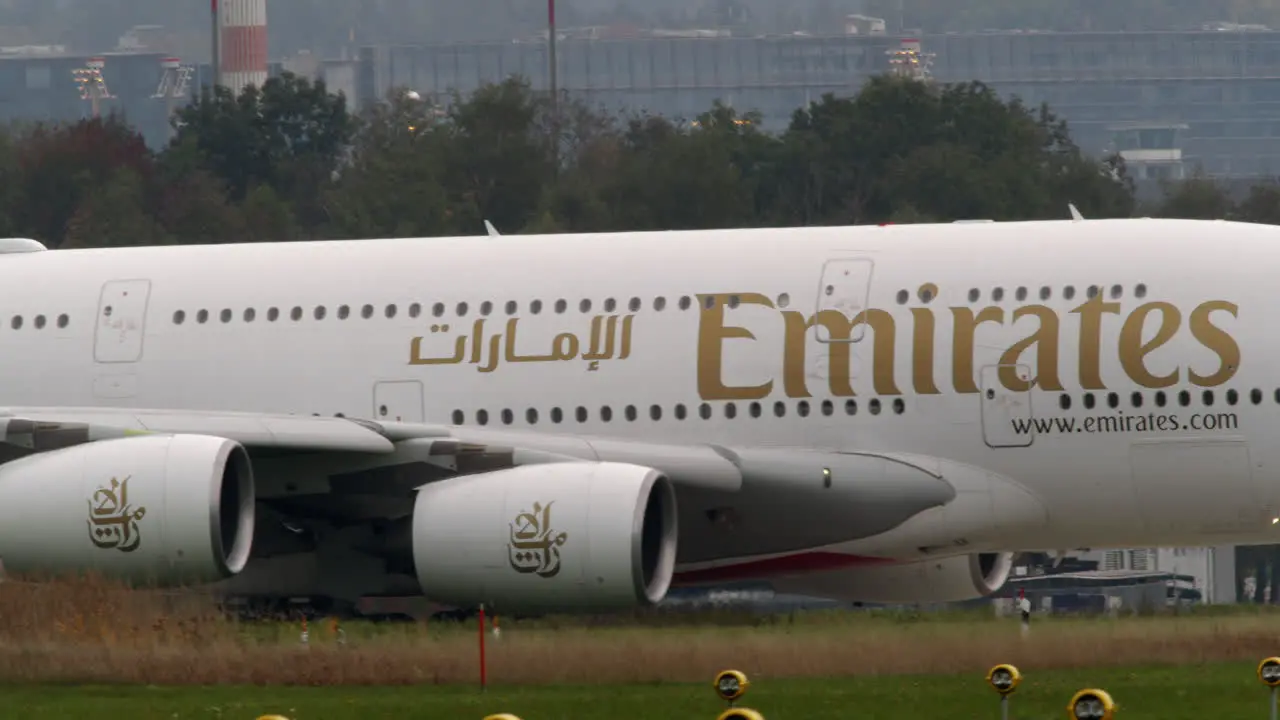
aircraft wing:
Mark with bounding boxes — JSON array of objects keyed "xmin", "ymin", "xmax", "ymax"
[{"xmin": 0, "ymin": 406, "xmax": 960, "ymax": 565}]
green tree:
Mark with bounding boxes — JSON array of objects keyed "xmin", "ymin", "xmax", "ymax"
[
  {"xmin": 13, "ymin": 115, "xmax": 154, "ymax": 249},
  {"xmin": 323, "ymin": 88, "xmax": 456, "ymax": 238},
  {"xmin": 170, "ymin": 72, "xmax": 355, "ymax": 235},
  {"xmin": 1155, "ymin": 173, "xmax": 1234, "ymax": 219},
  {"xmin": 435, "ymin": 78, "xmax": 556, "ymax": 234},
  {"xmin": 1236, "ymin": 182, "xmax": 1280, "ymax": 225},
  {"xmin": 63, "ymin": 167, "xmax": 168, "ymax": 249},
  {"xmin": 771, "ymin": 76, "xmax": 1133, "ymax": 226}
]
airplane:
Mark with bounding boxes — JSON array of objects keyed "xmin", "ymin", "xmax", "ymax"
[{"xmin": 0, "ymin": 215, "xmax": 1268, "ymax": 615}]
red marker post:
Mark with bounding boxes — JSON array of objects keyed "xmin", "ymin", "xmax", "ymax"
[{"xmin": 478, "ymin": 603, "xmax": 488, "ymax": 691}]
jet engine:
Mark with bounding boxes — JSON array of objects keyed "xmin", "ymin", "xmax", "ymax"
[
  {"xmin": 411, "ymin": 461, "xmax": 678, "ymax": 614},
  {"xmin": 0, "ymin": 433, "xmax": 255, "ymax": 585},
  {"xmin": 771, "ymin": 552, "xmax": 1015, "ymax": 604}
]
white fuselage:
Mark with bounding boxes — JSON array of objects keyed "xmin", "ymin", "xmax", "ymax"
[{"xmin": 4, "ymin": 217, "xmax": 1278, "ymax": 568}]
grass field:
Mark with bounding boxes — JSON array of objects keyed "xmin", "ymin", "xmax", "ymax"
[
  {"xmin": 5, "ymin": 577, "xmax": 1280, "ymax": 717},
  {"xmin": 4, "ymin": 663, "xmax": 1278, "ymax": 719}
]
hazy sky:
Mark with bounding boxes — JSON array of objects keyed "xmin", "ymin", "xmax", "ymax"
[{"xmin": 0, "ymin": 0, "xmax": 1273, "ymax": 58}]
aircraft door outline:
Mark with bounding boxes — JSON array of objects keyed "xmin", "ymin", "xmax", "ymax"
[
  {"xmin": 374, "ymin": 380, "xmax": 425, "ymax": 423},
  {"xmin": 980, "ymin": 363, "xmax": 1034, "ymax": 448},
  {"xmin": 813, "ymin": 257, "xmax": 874, "ymax": 343},
  {"xmin": 93, "ymin": 279, "xmax": 152, "ymax": 363}
]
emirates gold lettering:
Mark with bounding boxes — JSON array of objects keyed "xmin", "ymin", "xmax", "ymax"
[{"xmin": 696, "ymin": 287, "xmax": 1241, "ymax": 401}]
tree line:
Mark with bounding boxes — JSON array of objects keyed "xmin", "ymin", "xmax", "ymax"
[{"xmin": 1, "ymin": 70, "xmax": 1276, "ymax": 250}]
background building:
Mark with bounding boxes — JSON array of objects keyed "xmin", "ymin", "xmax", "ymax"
[{"xmin": 3, "ymin": 25, "xmax": 1279, "ymax": 190}]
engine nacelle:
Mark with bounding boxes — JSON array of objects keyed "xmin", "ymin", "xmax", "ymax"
[
  {"xmin": 412, "ymin": 461, "xmax": 678, "ymax": 613},
  {"xmin": 771, "ymin": 552, "xmax": 1014, "ymax": 604},
  {"xmin": 0, "ymin": 434, "xmax": 255, "ymax": 585}
]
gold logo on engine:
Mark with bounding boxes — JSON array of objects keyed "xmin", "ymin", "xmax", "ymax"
[
  {"xmin": 508, "ymin": 501, "xmax": 567, "ymax": 578},
  {"xmin": 87, "ymin": 475, "xmax": 147, "ymax": 553}
]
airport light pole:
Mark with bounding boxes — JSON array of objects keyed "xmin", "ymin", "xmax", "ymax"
[
  {"xmin": 210, "ymin": 0, "xmax": 221, "ymax": 89},
  {"xmin": 548, "ymin": 0, "xmax": 557, "ymax": 113},
  {"xmin": 547, "ymin": 0, "xmax": 559, "ymax": 171}
]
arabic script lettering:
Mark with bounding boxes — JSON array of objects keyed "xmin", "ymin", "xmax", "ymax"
[
  {"xmin": 87, "ymin": 475, "xmax": 147, "ymax": 553},
  {"xmin": 507, "ymin": 501, "xmax": 567, "ymax": 578}
]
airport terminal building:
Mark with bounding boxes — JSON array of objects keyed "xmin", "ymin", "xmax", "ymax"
[{"xmin": 4, "ymin": 23, "xmax": 1280, "ymax": 189}]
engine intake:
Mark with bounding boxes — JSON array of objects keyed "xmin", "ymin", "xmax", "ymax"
[
  {"xmin": 0, "ymin": 433, "xmax": 255, "ymax": 585},
  {"xmin": 411, "ymin": 461, "xmax": 678, "ymax": 613}
]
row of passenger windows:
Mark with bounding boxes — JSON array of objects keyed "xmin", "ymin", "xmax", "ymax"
[
  {"xmin": 899, "ymin": 283, "xmax": 1149, "ymax": 305},
  {"xmin": 170, "ymin": 281, "xmax": 1154, "ymax": 326},
  {"xmin": 453, "ymin": 386, "xmax": 1267, "ymax": 427},
  {"xmin": 6, "ymin": 313, "xmax": 70, "ymax": 330},
  {"xmin": 1059, "ymin": 387, "xmax": 1271, "ymax": 410},
  {"xmin": 451, "ymin": 397, "xmax": 908, "ymax": 426},
  {"xmin": 171, "ymin": 294, "xmax": 799, "ymax": 325}
]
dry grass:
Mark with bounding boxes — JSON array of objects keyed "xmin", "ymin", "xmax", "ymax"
[{"xmin": 0, "ymin": 575, "xmax": 1278, "ymax": 685}]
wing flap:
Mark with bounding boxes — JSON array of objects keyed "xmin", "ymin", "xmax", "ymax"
[{"xmin": 0, "ymin": 407, "xmax": 397, "ymax": 454}]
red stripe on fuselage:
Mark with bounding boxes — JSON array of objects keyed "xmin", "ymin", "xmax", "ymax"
[{"xmin": 672, "ymin": 551, "xmax": 895, "ymax": 585}]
